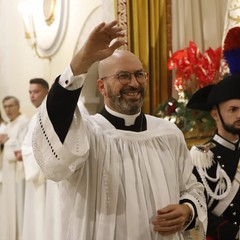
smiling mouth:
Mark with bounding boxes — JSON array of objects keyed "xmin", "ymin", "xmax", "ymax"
[
  {"xmin": 122, "ymin": 92, "xmax": 142, "ymax": 100},
  {"xmin": 124, "ymin": 92, "xmax": 140, "ymax": 96}
]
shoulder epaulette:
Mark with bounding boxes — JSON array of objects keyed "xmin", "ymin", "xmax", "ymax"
[{"xmin": 190, "ymin": 142, "xmax": 216, "ymax": 169}]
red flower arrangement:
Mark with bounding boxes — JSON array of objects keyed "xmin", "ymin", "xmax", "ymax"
[
  {"xmin": 168, "ymin": 41, "xmax": 222, "ymax": 93},
  {"xmin": 156, "ymin": 41, "xmax": 223, "ymax": 136}
]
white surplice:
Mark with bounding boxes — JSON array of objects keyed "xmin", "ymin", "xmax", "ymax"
[
  {"xmin": 33, "ymin": 101, "xmax": 207, "ymax": 240},
  {"xmin": 22, "ymin": 113, "xmax": 46, "ymax": 240},
  {"xmin": 0, "ymin": 114, "xmax": 28, "ymax": 240},
  {"xmin": 0, "ymin": 122, "xmax": 6, "ymax": 182},
  {"xmin": 43, "ymin": 179, "xmax": 62, "ymax": 240},
  {"xmin": 0, "ymin": 122, "xmax": 6, "ymax": 228}
]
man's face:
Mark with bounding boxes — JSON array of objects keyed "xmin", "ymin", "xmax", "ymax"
[
  {"xmin": 29, "ymin": 83, "xmax": 48, "ymax": 108},
  {"xmin": 3, "ymin": 99, "xmax": 20, "ymax": 121},
  {"xmin": 102, "ymin": 70, "xmax": 147, "ymax": 115},
  {"xmin": 217, "ymin": 99, "xmax": 240, "ymax": 134},
  {"xmin": 98, "ymin": 51, "xmax": 148, "ymax": 115}
]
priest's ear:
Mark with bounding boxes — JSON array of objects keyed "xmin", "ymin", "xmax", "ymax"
[{"xmin": 97, "ymin": 79, "xmax": 107, "ymax": 97}]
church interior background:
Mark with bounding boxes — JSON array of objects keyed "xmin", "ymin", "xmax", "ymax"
[
  {"xmin": 0, "ymin": 0, "xmax": 229, "ymax": 119},
  {"xmin": 0, "ymin": 0, "xmax": 238, "ymax": 239}
]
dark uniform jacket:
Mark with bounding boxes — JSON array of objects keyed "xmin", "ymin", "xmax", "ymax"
[{"xmin": 191, "ymin": 133, "xmax": 240, "ymax": 240}]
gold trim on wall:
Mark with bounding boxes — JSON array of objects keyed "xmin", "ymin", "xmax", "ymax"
[
  {"xmin": 116, "ymin": 0, "xmax": 128, "ymax": 50},
  {"xmin": 166, "ymin": 0, "xmax": 172, "ymax": 96}
]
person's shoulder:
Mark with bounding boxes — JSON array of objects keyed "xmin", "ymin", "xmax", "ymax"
[
  {"xmin": 17, "ymin": 114, "xmax": 29, "ymax": 126},
  {"xmin": 20, "ymin": 114, "xmax": 29, "ymax": 121},
  {"xmin": 190, "ymin": 142, "xmax": 216, "ymax": 169}
]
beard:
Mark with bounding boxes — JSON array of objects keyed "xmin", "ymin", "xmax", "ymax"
[
  {"xmin": 223, "ymin": 122, "xmax": 240, "ymax": 135},
  {"xmin": 107, "ymin": 86, "xmax": 145, "ymax": 115}
]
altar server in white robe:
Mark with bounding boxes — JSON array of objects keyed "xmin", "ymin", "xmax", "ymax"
[
  {"xmin": 33, "ymin": 21, "xmax": 207, "ymax": 240},
  {"xmin": 0, "ymin": 111, "xmax": 6, "ymax": 182},
  {"xmin": 0, "ymin": 96, "xmax": 28, "ymax": 240},
  {"xmin": 22, "ymin": 78, "xmax": 49, "ymax": 240},
  {"xmin": 0, "ymin": 111, "xmax": 6, "ymax": 216}
]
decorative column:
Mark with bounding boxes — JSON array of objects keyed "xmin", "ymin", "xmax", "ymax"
[{"xmin": 116, "ymin": 0, "xmax": 128, "ymax": 50}]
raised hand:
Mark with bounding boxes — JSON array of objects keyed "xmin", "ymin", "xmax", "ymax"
[{"xmin": 71, "ymin": 20, "xmax": 126, "ymax": 76}]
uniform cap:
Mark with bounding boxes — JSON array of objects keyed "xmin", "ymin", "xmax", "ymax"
[{"xmin": 187, "ymin": 74, "xmax": 240, "ymax": 111}]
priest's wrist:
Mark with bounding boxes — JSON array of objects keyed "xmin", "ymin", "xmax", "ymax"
[{"xmin": 182, "ymin": 203, "xmax": 193, "ymax": 226}]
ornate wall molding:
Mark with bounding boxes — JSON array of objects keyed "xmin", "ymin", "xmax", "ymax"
[
  {"xmin": 117, "ymin": 0, "xmax": 128, "ymax": 50},
  {"xmin": 32, "ymin": 0, "xmax": 69, "ymax": 57}
]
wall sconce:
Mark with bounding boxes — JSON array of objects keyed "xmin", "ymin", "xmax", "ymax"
[{"xmin": 19, "ymin": 0, "xmax": 68, "ymax": 60}]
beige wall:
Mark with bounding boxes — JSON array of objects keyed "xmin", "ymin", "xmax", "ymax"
[
  {"xmin": 0, "ymin": 0, "xmax": 114, "ymax": 119},
  {"xmin": 0, "ymin": 0, "xmax": 230, "ymax": 119}
]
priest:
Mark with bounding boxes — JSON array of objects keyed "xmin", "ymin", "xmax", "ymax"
[{"xmin": 33, "ymin": 20, "xmax": 207, "ymax": 240}]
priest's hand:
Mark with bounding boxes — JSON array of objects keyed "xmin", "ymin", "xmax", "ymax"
[
  {"xmin": 152, "ymin": 204, "xmax": 192, "ymax": 235},
  {"xmin": 70, "ymin": 20, "xmax": 126, "ymax": 76}
]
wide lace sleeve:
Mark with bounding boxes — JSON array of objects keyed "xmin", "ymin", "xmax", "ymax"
[
  {"xmin": 32, "ymin": 97, "xmax": 90, "ymax": 182},
  {"xmin": 176, "ymin": 131, "xmax": 208, "ymax": 240}
]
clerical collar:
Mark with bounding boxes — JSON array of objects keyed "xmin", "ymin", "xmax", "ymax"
[
  {"xmin": 100, "ymin": 106, "xmax": 147, "ymax": 132},
  {"xmin": 105, "ymin": 105, "xmax": 141, "ymax": 126}
]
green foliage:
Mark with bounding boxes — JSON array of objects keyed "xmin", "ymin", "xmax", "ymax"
[{"xmin": 155, "ymin": 91, "xmax": 216, "ymax": 134}]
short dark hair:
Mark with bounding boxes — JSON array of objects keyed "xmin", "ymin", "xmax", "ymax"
[{"xmin": 29, "ymin": 78, "xmax": 49, "ymax": 90}]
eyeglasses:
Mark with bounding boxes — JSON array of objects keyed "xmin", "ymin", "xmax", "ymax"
[{"xmin": 100, "ymin": 70, "xmax": 148, "ymax": 85}]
